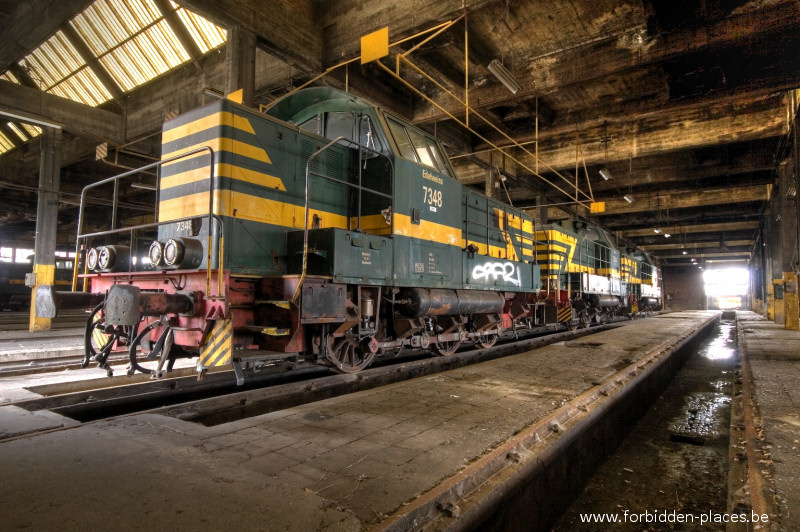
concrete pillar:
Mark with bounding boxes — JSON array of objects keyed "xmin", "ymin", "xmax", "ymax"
[
  {"xmin": 766, "ymin": 186, "xmax": 784, "ymax": 324},
  {"xmin": 484, "ymin": 167, "xmax": 496, "ymax": 199},
  {"xmin": 781, "ymin": 140, "xmax": 799, "ymax": 330},
  {"xmin": 29, "ymin": 127, "xmax": 61, "ymax": 331},
  {"xmin": 226, "ymin": 25, "xmax": 256, "ymax": 107}
]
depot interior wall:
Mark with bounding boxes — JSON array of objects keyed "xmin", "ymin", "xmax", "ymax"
[{"xmin": 661, "ymin": 265, "xmax": 706, "ymax": 311}]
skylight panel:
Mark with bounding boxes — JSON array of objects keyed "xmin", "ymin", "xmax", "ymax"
[
  {"xmin": 6, "ymin": 123, "xmax": 29, "ymax": 142},
  {"xmin": 21, "ymin": 30, "xmax": 85, "ymax": 90},
  {"xmin": 21, "ymin": 124, "xmax": 43, "ymax": 138},
  {"xmin": 0, "ymin": 132, "xmax": 14, "ymax": 155},
  {"xmin": 72, "ymin": 0, "xmax": 161, "ymax": 56},
  {"xmin": 10, "ymin": 0, "xmax": 227, "ymax": 109},
  {"xmin": 98, "ymin": 19, "xmax": 189, "ymax": 91},
  {"xmin": 172, "ymin": 3, "xmax": 227, "ymax": 53},
  {"xmin": 1, "ymin": 71, "xmax": 20, "ymax": 84},
  {"xmin": 50, "ymin": 67, "xmax": 113, "ymax": 106}
]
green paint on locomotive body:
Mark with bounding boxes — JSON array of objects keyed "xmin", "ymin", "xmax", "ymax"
[{"xmin": 157, "ymin": 87, "xmax": 544, "ymax": 293}]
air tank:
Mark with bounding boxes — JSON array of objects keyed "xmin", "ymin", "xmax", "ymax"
[
  {"xmin": 588, "ymin": 294, "xmax": 621, "ymax": 308},
  {"xmin": 397, "ymin": 288, "xmax": 505, "ymax": 318}
]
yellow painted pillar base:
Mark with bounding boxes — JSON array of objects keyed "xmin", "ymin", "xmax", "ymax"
[
  {"xmin": 775, "ymin": 299, "xmax": 785, "ymax": 325},
  {"xmin": 784, "ymin": 272, "xmax": 799, "ymax": 331},
  {"xmin": 29, "ymin": 263, "xmax": 55, "ymax": 332},
  {"xmin": 767, "ymin": 282, "xmax": 775, "ymax": 320}
]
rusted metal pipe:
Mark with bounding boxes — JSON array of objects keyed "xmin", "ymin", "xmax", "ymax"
[{"xmin": 34, "ymin": 285, "xmax": 106, "ymax": 318}]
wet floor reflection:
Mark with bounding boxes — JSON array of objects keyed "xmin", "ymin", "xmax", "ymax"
[
  {"xmin": 553, "ymin": 319, "xmax": 738, "ymax": 531},
  {"xmin": 699, "ymin": 322, "xmax": 736, "ymax": 360}
]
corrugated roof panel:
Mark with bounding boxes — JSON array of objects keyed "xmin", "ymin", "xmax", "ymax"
[
  {"xmin": 50, "ymin": 67, "xmax": 113, "ymax": 106},
  {"xmin": 22, "ymin": 31, "xmax": 86, "ymax": 90},
  {"xmin": 8, "ymin": 0, "xmax": 227, "ymax": 108},
  {"xmin": 100, "ymin": 19, "xmax": 189, "ymax": 91},
  {"xmin": 174, "ymin": 6, "xmax": 227, "ymax": 53},
  {"xmin": 147, "ymin": 20, "xmax": 188, "ymax": 66},
  {"xmin": 72, "ymin": 0, "xmax": 160, "ymax": 55},
  {"xmin": 0, "ymin": 132, "xmax": 14, "ymax": 155},
  {"xmin": 21, "ymin": 124, "xmax": 43, "ymax": 138},
  {"xmin": 6, "ymin": 123, "xmax": 30, "ymax": 142},
  {"xmin": 1, "ymin": 71, "xmax": 20, "ymax": 84}
]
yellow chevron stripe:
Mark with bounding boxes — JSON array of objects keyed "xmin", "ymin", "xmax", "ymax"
[
  {"xmin": 162, "ymin": 137, "xmax": 271, "ymax": 166},
  {"xmin": 162, "ymin": 111, "xmax": 255, "ymax": 144},
  {"xmin": 161, "ymin": 163, "xmax": 286, "ymax": 192},
  {"xmin": 158, "ymin": 189, "xmax": 348, "ymax": 229}
]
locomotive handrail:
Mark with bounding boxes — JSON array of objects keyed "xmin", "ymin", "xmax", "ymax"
[
  {"xmin": 73, "ymin": 147, "xmax": 224, "ymax": 299},
  {"xmin": 293, "ymin": 133, "xmax": 394, "ymax": 303}
]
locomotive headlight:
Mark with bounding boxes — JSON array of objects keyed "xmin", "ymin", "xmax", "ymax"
[
  {"xmin": 148, "ymin": 241, "xmax": 164, "ymax": 267},
  {"xmin": 97, "ymin": 246, "xmax": 115, "ymax": 271},
  {"xmin": 163, "ymin": 239, "xmax": 183, "ymax": 267},
  {"xmin": 162, "ymin": 238, "xmax": 203, "ymax": 269},
  {"xmin": 86, "ymin": 248, "xmax": 99, "ymax": 271}
]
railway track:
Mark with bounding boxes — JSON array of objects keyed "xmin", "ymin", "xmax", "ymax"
[
  {"xmin": 2, "ymin": 322, "xmax": 622, "ymax": 439},
  {"xmin": 0, "ymin": 309, "xmax": 89, "ymax": 330}
]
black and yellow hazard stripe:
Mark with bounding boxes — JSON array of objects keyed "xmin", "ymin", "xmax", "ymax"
[
  {"xmin": 199, "ymin": 318, "xmax": 233, "ymax": 368},
  {"xmin": 558, "ymin": 304, "xmax": 573, "ymax": 323},
  {"xmin": 535, "ymin": 229, "xmax": 577, "ymax": 275}
]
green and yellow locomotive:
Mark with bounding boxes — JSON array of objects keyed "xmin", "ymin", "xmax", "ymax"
[{"xmin": 36, "ymin": 87, "xmax": 659, "ymax": 381}]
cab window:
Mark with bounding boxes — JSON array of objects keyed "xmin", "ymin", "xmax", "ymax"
[
  {"xmin": 386, "ymin": 117, "xmax": 417, "ymax": 161},
  {"xmin": 407, "ymin": 128, "xmax": 435, "ymax": 167},
  {"xmin": 386, "ymin": 115, "xmax": 451, "ymax": 176},
  {"xmin": 325, "ymin": 111, "xmax": 354, "ymax": 143},
  {"xmin": 298, "ymin": 114, "xmax": 321, "ymax": 135}
]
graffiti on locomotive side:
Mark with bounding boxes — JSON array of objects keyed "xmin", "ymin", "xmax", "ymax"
[{"xmin": 471, "ymin": 261, "xmax": 521, "ymax": 286}]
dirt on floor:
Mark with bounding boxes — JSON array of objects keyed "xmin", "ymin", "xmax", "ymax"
[{"xmin": 553, "ymin": 322, "xmax": 737, "ymax": 531}]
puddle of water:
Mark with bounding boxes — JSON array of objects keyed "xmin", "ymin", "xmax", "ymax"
[
  {"xmin": 553, "ymin": 321, "xmax": 738, "ymax": 531},
  {"xmin": 699, "ymin": 322, "xmax": 736, "ymax": 360}
]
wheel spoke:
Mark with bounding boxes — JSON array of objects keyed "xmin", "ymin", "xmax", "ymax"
[{"xmin": 326, "ymin": 329, "xmax": 375, "ymax": 374}]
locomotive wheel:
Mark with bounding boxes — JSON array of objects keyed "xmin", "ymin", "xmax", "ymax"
[
  {"xmin": 432, "ymin": 333, "xmax": 461, "ymax": 356},
  {"xmin": 326, "ymin": 329, "xmax": 375, "ymax": 374},
  {"xmin": 83, "ymin": 303, "xmax": 133, "ymax": 372},
  {"xmin": 475, "ymin": 331, "xmax": 498, "ymax": 349}
]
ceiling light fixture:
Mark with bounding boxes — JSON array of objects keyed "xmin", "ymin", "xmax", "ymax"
[
  {"xmin": 599, "ymin": 168, "xmax": 613, "ymax": 181},
  {"xmin": 654, "ymin": 228, "xmax": 661, "ymax": 234},
  {"xmin": 623, "ymin": 194, "xmax": 634, "ymax": 203},
  {"xmin": 664, "ymin": 233, "xmax": 671, "ymax": 238},
  {"xmin": 487, "ymin": 59, "xmax": 522, "ymax": 94}
]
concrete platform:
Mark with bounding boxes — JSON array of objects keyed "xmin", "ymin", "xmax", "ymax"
[
  {"xmin": 0, "ymin": 312, "xmax": 719, "ymax": 531},
  {"xmin": 0, "ymin": 327, "xmax": 84, "ymax": 362},
  {"xmin": 735, "ymin": 311, "xmax": 800, "ymax": 530}
]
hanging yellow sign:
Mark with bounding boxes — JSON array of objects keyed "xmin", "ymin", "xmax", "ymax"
[{"xmin": 361, "ymin": 27, "xmax": 389, "ymax": 64}]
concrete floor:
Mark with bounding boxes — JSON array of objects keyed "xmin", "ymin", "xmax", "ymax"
[
  {"xmin": 0, "ymin": 311, "xmax": 763, "ymax": 531},
  {"xmin": 736, "ymin": 311, "xmax": 800, "ymax": 530}
]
